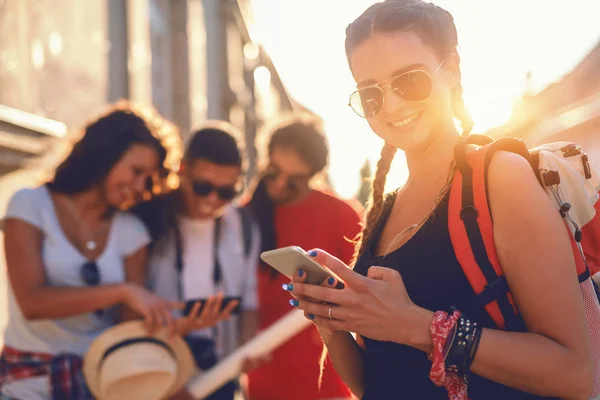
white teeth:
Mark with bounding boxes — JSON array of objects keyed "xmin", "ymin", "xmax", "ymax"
[{"xmin": 391, "ymin": 114, "xmax": 419, "ymax": 128}]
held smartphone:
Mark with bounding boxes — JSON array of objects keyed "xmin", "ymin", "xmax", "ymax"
[
  {"xmin": 260, "ymin": 246, "xmax": 333, "ymax": 285},
  {"xmin": 183, "ymin": 296, "xmax": 242, "ymax": 316}
]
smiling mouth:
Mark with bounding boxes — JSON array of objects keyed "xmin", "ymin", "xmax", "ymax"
[
  {"xmin": 389, "ymin": 112, "xmax": 421, "ymax": 128},
  {"xmin": 198, "ymin": 204, "xmax": 215, "ymax": 214}
]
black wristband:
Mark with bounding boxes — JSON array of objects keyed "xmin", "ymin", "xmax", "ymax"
[
  {"xmin": 465, "ymin": 324, "xmax": 483, "ymax": 372},
  {"xmin": 445, "ymin": 316, "xmax": 480, "ymax": 378}
]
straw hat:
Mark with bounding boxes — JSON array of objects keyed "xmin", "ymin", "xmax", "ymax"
[{"xmin": 83, "ymin": 321, "xmax": 195, "ymax": 400}]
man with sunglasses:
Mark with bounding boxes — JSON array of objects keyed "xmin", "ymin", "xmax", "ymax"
[
  {"xmin": 245, "ymin": 115, "xmax": 362, "ymax": 400},
  {"xmin": 148, "ymin": 122, "xmax": 260, "ymax": 400}
]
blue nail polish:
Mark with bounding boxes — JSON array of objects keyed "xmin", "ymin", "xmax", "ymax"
[
  {"xmin": 308, "ymin": 250, "xmax": 318, "ymax": 257},
  {"xmin": 307, "ymin": 314, "xmax": 315, "ymax": 320},
  {"xmin": 298, "ymin": 269, "xmax": 304, "ymax": 277},
  {"xmin": 327, "ymin": 277, "xmax": 335, "ymax": 285},
  {"xmin": 289, "ymin": 299, "xmax": 299, "ymax": 307},
  {"xmin": 282, "ymin": 283, "xmax": 293, "ymax": 291}
]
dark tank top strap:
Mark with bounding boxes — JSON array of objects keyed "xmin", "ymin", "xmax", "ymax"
[{"xmin": 367, "ymin": 190, "xmax": 399, "ymax": 255}]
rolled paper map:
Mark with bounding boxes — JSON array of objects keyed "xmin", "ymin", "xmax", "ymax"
[{"xmin": 188, "ymin": 309, "xmax": 312, "ymax": 398}]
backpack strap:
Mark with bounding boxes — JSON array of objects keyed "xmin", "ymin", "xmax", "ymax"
[
  {"xmin": 174, "ymin": 226, "xmax": 184, "ymax": 301},
  {"xmin": 213, "ymin": 216, "xmax": 224, "ymax": 285},
  {"xmin": 214, "ymin": 208, "xmax": 255, "ymax": 288},
  {"xmin": 449, "ymin": 137, "xmax": 526, "ymax": 331},
  {"xmin": 237, "ymin": 207, "xmax": 254, "ymax": 258}
]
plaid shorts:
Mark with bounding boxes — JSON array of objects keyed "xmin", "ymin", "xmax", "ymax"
[{"xmin": 0, "ymin": 346, "xmax": 92, "ymax": 400}]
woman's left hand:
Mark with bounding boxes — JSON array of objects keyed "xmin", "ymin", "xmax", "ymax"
[{"xmin": 287, "ymin": 249, "xmax": 433, "ymax": 346}]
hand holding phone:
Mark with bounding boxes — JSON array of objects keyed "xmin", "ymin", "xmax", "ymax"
[
  {"xmin": 183, "ymin": 296, "xmax": 241, "ymax": 316},
  {"xmin": 260, "ymin": 246, "xmax": 333, "ymax": 285},
  {"xmin": 175, "ymin": 295, "xmax": 240, "ymax": 336}
]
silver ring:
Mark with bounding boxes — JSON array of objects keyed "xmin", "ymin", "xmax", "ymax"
[{"xmin": 328, "ymin": 307, "xmax": 333, "ymax": 320}]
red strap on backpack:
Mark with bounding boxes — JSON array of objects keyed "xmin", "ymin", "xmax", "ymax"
[
  {"xmin": 448, "ymin": 136, "xmax": 593, "ymax": 330},
  {"xmin": 448, "ymin": 142, "xmax": 519, "ymax": 330}
]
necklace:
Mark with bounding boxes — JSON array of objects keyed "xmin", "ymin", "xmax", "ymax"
[
  {"xmin": 384, "ymin": 160, "xmax": 456, "ymax": 254},
  {"xmin": 60, "ymin": 196, "xmax": 107, "ymax": 254}
]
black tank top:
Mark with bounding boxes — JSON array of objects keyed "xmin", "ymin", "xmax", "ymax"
[{"xmin": 353, "ymin": 190, "xmax": 556, "ymax": 400}]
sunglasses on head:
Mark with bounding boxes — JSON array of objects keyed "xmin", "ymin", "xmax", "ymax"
[
  {"xmin": 192, "ymin": 180, "xmax": 238, "ymax": 200},
  {"xmin": 349, "ymin": 61, "xmax": 445, "ymax": 119}
]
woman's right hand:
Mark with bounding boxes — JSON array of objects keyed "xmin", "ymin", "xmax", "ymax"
[
  {"xmin": 122, "ymin": 283, "xmax": 184, "ymax": 334},
  {"xmin": 289, "ymin": 269, "xmax": 342, "ymax": 341}
]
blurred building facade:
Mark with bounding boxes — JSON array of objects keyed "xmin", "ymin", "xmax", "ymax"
[
  {"xmin": 0, "ymin": 0, "xmax": 296, "ymax": 181},
  {"xmin": 488, "ymin": 41, "xmax": 600, "ymax": 172}
]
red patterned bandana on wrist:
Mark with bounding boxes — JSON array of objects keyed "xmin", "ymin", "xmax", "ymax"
[{"xmin": 428, "ymin": 310, "xmax": 470, "ymax": 400}]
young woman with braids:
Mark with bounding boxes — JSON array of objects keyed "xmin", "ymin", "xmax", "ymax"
[{"xmin": 284, "ymin": 1, "xmax": 593, "ymax": 399}]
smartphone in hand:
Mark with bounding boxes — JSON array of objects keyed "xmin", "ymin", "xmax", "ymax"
[
  {"xmin": 183, "ymin": 296, "xmax": 242, "ymax": 316},
  {"xmin": 260, "ymin": 246, "xmax": 334, "ymax": 285}
]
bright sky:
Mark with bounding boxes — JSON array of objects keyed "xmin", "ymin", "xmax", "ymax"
[{"xmin": 251, "ymin": 0, "xmax": 600, "ymax": 198}]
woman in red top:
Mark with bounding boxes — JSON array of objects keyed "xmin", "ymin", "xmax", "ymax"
[{"xmin": 246, "ymin": 115, "xmax": 361, "ymax": 400}]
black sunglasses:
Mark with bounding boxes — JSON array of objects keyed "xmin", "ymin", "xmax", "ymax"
[
  {"xmin": 192, "ymin": 180, "xmax": 238, "ymax": 200},
  {"xmin": 81, "ymin": 261, "xmax": 103, "ymax": 315},
  {"xmin": 349, "ymin": 61, "xmax": 444, "ymax": 118},
  {"xmin": 263, "ymin": 169, "xmax": 311, "ymax": 192},
  {"xmin": 81, "ymin": 261, "xmax": 100, "ymax": 286}
]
